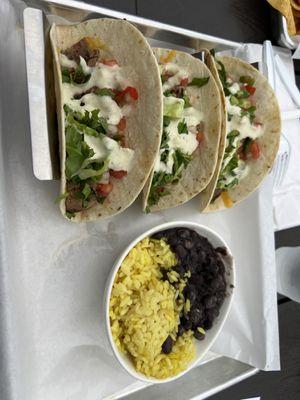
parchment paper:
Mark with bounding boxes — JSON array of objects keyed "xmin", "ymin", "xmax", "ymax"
[{"xmin": 0, "ymin": 2, "xmax": 279, "ymax": 400}]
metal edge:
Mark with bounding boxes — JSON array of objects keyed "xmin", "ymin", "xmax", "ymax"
[
  {"xmin": 31, "ymin": 0, "xmax": 242, "ymax": 50},
  {"xmin": 191, "ymin": 366, "xmax": 259, "ymax": 400}
]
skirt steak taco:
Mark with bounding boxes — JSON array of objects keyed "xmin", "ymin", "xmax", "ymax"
[
  {"xmin": 199, "ymin": 53, "xmax": 281, "ymax": 211},
  {"xmin": 50, "ymin": 19, "xmax": 162, "ymax": 221},
  {"xmin": 143, "ymin": 48, "xmax": 222, "ymax": 213}
]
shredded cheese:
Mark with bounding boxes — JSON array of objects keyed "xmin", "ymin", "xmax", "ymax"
[
  {"xmin": 221, "ymin": 191, "xmax": 234, "ymax": 208},
  {"xmin": 160, "ymin": 50, "xmax": 176, "ymax": 64}
]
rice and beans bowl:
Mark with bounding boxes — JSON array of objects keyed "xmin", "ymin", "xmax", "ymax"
[{"xmin": 109, "ymin": 227, "xmax": 228, "ymax": 379}]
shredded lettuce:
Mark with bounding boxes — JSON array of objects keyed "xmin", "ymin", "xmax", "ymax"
[
  {"xmin": 78, "ymin": 159, "xmax": 109, "ymax": 180},
  {"xmin": 163, "ymin": 96, "xmax": 185, "ymax": 118}
]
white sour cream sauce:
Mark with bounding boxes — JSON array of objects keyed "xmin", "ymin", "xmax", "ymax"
[
  {"xmin": 221, "ymin": 81, "xmax": 263, "ymax": 184},
  {"xmin": 60, "ymin": 54, "xmax": 134, "ymax": 172},
  {"xmin": 155, "ymin": 62, "xmax": 203, "ymax": 174}
]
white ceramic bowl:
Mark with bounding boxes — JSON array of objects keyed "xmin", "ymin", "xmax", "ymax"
[{"xmin": 104, "ymin": 221, "xmax": 235, "ymax": 383}]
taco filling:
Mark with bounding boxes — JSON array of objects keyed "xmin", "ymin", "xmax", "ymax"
[
  {"xmin": 213, "ymin": 61, "xmax": 262, "ymax": 203},
  {"xmin": 146, "ymin": 62, "xmax": 209, "ymax": 210},
  {"xmin": 59, "ymin": 38, "xmax": 138, "ymax": 218}
]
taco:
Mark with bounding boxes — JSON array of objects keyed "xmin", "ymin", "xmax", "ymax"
[
  {"xmin": 143, "ymin": 48, "xmax": 222, "ymax": 213},
  {"xmin": 50, "ymin": 19, "xmax": 162, "ymax": 221},
  {"xmin": 199, "ymin": 54, "xmax": 281, "ymax": 211}
]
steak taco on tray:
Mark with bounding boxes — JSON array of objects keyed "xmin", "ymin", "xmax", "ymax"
[
  {"xmin": 143, "ymin": 48, "xmax": 222, "ymax": 213},
  {"xmin": 199, "ymin": 52, "xmax": 281, "ymax": 211},
  {"xmin": 50, "ymin": 19, "xmax": 162, "ymax": 221}
]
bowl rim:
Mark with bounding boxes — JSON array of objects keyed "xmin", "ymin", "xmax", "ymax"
[{"xmin": 105, "ymin": 220, "xmax": 235, "ymax": 384}]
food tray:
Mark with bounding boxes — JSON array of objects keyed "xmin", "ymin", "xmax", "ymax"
[{"xmin": 0, "ymin": 1, "xmax": 280, "ymax": 400}]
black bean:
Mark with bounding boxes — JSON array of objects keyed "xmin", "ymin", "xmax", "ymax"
[
  {"xmin": 184, "ymin": 239, "xmax": 194, "ymax": 249},
  {"xmin": 177, "ymin": 325, "xmax": 184, "ymax": 337},
  {"xmin": 152, "ymin": 227, "xmax": 227, "ymax": 343},
  {"xmin": 175, "ymin": 244, "xmax": 187, "ymax": 259},
  {"xmin": 190, "ymin": 307, "xmax": 203, "ymax": 325},
  {"xmin": 216, "ymin": 246, "xmax": 227, "ymax": 256},
  {"xmin": 194, "ymin": 330, "xmax": 205, "ymax": 340},
  {"xmin": 162, "ymin": 336, "xmax": 173, "ymax": 354},
  {"xmin": 178, "ymin": 229, "xmax": 191, "ymax": 239},
  {"xmin": 181, "ymin": 316, "xmax": 192, "ymax": 331},
  {"xmin": 205, "ymin": 296, "xmax": 217, "ymax": 309}
]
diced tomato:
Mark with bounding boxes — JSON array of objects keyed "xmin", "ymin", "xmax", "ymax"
[
  {"xmin": 196, "ymin": 131, "xmax": 205, "ymax": 143},
  {"xmin": 96, "ymin": 182, "xmax": 113, "ymax": 197},
  {"xmin": 250, "ymin": 140, "xmax": 260, "ymax": 159},
  {"xmin": 109, "ymin": 170, "xmax": 127, "ymax": 179},
  {"xmin": 115, "ymin": 86, "xmax": 138, "ymax": 104},
  {"xmin": 117, "ymin": 117, "xmax": 126, "ymax": 132},
  {"xmin": 157, "ymin": 187, "xmax": 165, "ymax": 193},
  {"xmin": 245, "ymin": 85, "xmax": 256, "ymax": 95},
  {"xmin": 123, "ymin": 86, "xmax": 138, "ymax": 100},
  {"xmin": 180, "ymin": 77, "xmax": 189, "ymax": 87},
  {"xmin": 102, "ymin": 59, "xmax": 118, "ymax": 66}
]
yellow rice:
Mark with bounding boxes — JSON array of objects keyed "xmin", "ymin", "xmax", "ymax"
[{"xmin": 109, "ymin": 237, "xmax": 196, "ymax": 379}]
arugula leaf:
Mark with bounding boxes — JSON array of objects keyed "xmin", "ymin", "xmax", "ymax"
[
  {"xmin": 96, "ymin": 88, "xmax": 115, "ymax": 97},
  {"xmin": 188, "ymin": 77, "xmax": 209, "ymax": 88},
  {"xmin": 177, "ymin": 120, "xmax": 188, "ymax": 134},
  {"xmin": 210, "ymin": 48, "xmax": 216, "ymax": 57}
]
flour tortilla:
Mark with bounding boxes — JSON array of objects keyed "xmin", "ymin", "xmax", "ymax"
[
  {"xmin": 142, "ymin": 48, "xmax": 222, "ymax": 212},
  {"xmin": 50, "ymin": 19, "xmax": 163, "ymax": 221},
  {"xmin": 201, "ymin": 55, "xmax": 281, "ymax": 212},
  {"xmin": 198, "ymin": 50, "xmax": 227, "ymax": 212}
]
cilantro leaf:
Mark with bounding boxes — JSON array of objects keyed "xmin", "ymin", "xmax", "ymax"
[
  {"xmin": 61, "ymin": 65, "xmax": 91, "ymax": 85},
  {"xmin": 188, "ymin": 77, "xmax": 209, "ymax": 88},
  {"xmin": 95, "ymin": 88, "xmax": 115, "ymax": 97},
  {"xmin": 177, "ymin": 120, "xmax": 188, "ymax": 134},
  {"xmin": 183, "ymin": 94, "xmax": 191, "ymax": 108},
  {"xmin": 163, "ymin": 116, "xmax": 171, "ymax": 127},
  {"xmin": 147, "ymin": 149, "xmax": 192, "ymax": 209},
  {"xmin": 216, "ymin": 60, "xmax": 227, "ymax": 89},
  {"xmin": 81, "ymin": 183, "xmax": 91, "ymax": 199}
]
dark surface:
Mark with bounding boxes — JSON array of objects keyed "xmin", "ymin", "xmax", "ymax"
[
  {"xmin": 136, "ymin": 0, "xmax": 272, "ymax": 44},
  {"xmin": 209, "ymin": 300, "xmax": 300, "ymax": 400},
  {"xmin": 86, "ymin": 1, "xmax": 300, "ymax": 399}
]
